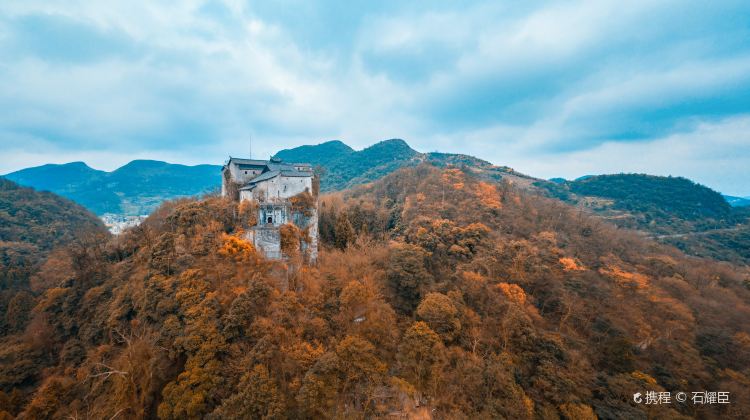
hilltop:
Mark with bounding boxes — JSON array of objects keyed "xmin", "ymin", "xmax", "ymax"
[
  {"xmin": 275, "ymin": 138, "xmax": 535, "ymax": 192},
  {"xmin": 1, "ymin": 164, "xmax": 748, "ymax": 418}
]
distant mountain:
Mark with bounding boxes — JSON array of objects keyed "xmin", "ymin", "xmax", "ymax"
[
  {"xmin": 724, "ymin": 195, "xmax": 750, "ymax": 207},
  {"xmin": 536, "ymin": 174, "xmax": 750, "ymax": 265},
  {"xmin": 4, "ymin": 160, "xmax": 221, "ymax": 215},
  {"xmin": 275, "ymin": 138, "xmax": 530, "ymax": 191},
  {"xmin": 6, "ymin": 139, "xmax": 523, "ymax": 215}
]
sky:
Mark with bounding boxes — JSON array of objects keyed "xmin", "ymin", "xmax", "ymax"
[{"xmin": 1, "ymin": 1, "xmax": 749, "ymax": 196}]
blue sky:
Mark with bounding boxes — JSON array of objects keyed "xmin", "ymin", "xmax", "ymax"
[{"xmin": 1, "ymin": 0, "xmax": 749, "ymax": 195}]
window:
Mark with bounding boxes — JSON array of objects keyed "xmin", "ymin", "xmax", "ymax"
[
  {"xmin": 267, "ymin": 216, "xmax": 273, "ymax": 224},
  {"xmin": 244, "ymin": 171, "xmax": 247, "ymax": 174}
]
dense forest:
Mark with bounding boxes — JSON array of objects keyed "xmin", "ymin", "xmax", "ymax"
[
  {"xmin": 1, "ymin": 166, "xmax": 749, "ymax": 419},
  {"xmin": 0, "ymin": 179, "xmax": 107, "ymax": 291}
]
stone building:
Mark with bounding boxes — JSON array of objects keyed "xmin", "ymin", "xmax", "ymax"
[{"xmin": 221, "ymin": 157, "xmax": 318, "ymax": 262}]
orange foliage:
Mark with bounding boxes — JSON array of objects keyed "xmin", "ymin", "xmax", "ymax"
[
  {"xmin": 475, "ymin": 181, "xmax": 502, "ymax": 209},
  {"xmin": 441, "ymin": 168, "xmax": 465, "ymax": 190},
  {"xmin": 280, "ymin": 223, "xmax": 302, "ymax": 255},
  {"xmin": 496, "ymin": 282, "xmax": 526, "ymax": 305},
  {"xmin": 559, "ymin": 257, "xmax": 585, "ymax": 271},
  {"xmin": 218, "ymin": 234, "xmax": 256, "ymax": 262},
  {"xmin": 232, "ymin": 286, "xmax": 248, "ymax": 295},
  {"xmin": 461, "ymin": 271, "xmax": 486, "ymax": 284},
  {"xmin": 599, "ymin": 266, "xmax": 650, "ymax": 289}
]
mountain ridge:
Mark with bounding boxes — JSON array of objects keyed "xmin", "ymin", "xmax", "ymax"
[
  {"xmin": 4, "ymin": 160, "xmax": 222, "ymax": 215},
  {"xmin": 4, "ymin": 139, "xmax": 749, "ymax": 265}
]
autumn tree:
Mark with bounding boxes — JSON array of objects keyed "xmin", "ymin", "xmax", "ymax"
[
  {"xmin": 416, "ymin": 292, "xmax": 461, "ymax": 343},
  {"xmin": 209, "ymin": 364, "xmax": 285, "ymax": 420},
  {"xmin": 333, "ymin": 213, "xmax": 355, "ymax": 250},
  {"xmin": 396, "ymin": 322, "xmax": 443, "ymax": 395},
  {"xmin": 386, "ymin": 244, "xmax": 433, "ymax": 314}
]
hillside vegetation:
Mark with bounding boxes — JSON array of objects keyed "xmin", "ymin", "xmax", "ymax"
[
  {"xmin": 0, "ymin": 179, "xmax": 107, "ymax": 376},
  {"xmin": 1, "ymin": 165, "xmax": 748, "ymax": 419},
  {"xmin": 537, "ymin": 174, "xmax": 750, "ymax": 266}
]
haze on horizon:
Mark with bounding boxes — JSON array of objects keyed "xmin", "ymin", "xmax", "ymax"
[{"xmin": 1, "ymin": 1, "xmax": 749, "ymax": 196}]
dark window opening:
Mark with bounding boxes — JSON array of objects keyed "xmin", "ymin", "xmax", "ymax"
[{"xmin": 267, "ymin": 216, "xmax": 273, "ymax": 224}]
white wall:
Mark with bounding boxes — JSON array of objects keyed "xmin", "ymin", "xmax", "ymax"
[{"xmin": 241, "ymin": 175, "xmax": 311, "ymax": 203}]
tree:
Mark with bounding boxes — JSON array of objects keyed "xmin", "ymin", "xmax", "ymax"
[
  {"xmin": 386, "ymin": 244, "xmax": 433, "ymax": 314},
  {"xmin": 416, "ymin": 293, "xmax": 461, "ymax": 343},
  {"xmin": 209, "ymin": 364, "xmax": 285, "ymax": 420},
  {"xmin": 333, "ymin": 213, "xmax": 355, "ymax": 250},
  {"xmin": 5, "ymin": 291, "xmax": 35, "ymax": 333},
  {"xmin": 335, "ymin": 335, "xmax": 387, "ymax": 405},
  {"xmin": 158, "ymin": 359, "xmax": 225, "ymax": 420},
  {"xmin": 223, "ymin": 280, "xmax": 272, "ymax": 340},
  {"xmin": 396, "ymin": 322, "xmax": 443, "ymax": 394}
]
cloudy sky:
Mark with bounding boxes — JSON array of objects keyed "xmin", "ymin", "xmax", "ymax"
[{"xmin": 1, "ymin": 1, "xmax": 749, "ymax": 195}]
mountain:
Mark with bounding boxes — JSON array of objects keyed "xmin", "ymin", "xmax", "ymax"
[
  {"xmin": 1, "ymin": 139, "xmax": 541, "ymax": 216},
  {"xmin": 4, "ymin": 141, "xmax": 749, "ymax": 265},
  {"xmin": 725, "ymin": 195, "xmax": 750, "ymax": 207},
  {"xmin": 273, "ymin": 139, "xmax": 355, "ymax": 167},
  {"xmin": 276, "ymin": 139, "xmax": 420, "ymax": 191},
  {"xmin": 1, "ymin": 165, "xmax": 748, "ymax": 418},
  {"xmin": 275, "ymin": 138, "xmax": 533, "ymax": 191},
  {"xmin": 4, "ymin": 160, "xmax": 222, "ymax": 215},
  {"xmin": 536, "ymin": 174, "xmax": 750, "ymax": 265}
]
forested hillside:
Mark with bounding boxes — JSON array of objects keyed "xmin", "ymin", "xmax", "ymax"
[
  {"xmin": 0, "ymin": 179, "xmax": 106, "ymax": 252},
  {"xmin": 537, "ymin": 174, "xmax": 750, "ymax": 266},
  {"xmin": 0, "ymin": 179, "xmax": 108, "ymax": 405},
  {"xmin": 1, "ymin": 165, "xmax": 748, "ymax": 419}
]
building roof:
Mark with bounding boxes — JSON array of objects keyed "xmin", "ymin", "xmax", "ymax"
[
  {"xmin": 280, "ymin": 170, "xmax": 311, "ymax": 177},
  {"xmin": 248, "ymin": 170, "xmax": 280, "ymax": 184},
  {"xmin": 227, "ymin": 156, "xmax": 313, "ymax": 190},
  {"xmin": 266, "ymin": 162, "xmax": 313, "ymax": 172},
  {"xmin": 227, "ymin": 157, "xmax": 268, "ymax": 166}
]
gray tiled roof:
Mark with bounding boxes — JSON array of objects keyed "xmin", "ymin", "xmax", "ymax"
[
  {"xmin": 228, "ymin": 157, "xmax": 268, "ymax": 166},
  {"xmin": 228, "ymin": 156, "xmax": 313, "ymax": 190},
  {"xmin": 248, "ymin": 170, "xmax": 280, "ymax": 183}
]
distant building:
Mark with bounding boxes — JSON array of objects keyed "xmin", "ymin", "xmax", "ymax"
[
  {"xmin": 222, "ymin": 156, "xmax": 318, "ymax": 262},
  {"xmin": 100, "ymin": 213, "xmax": 148, "ymax": 235}
]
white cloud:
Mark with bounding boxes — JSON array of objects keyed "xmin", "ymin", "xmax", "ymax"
[
  {"xmin": 0, "ymin": 0, "xmax": 748, "ymax": 195},
  {"xmin": 505, "ymin": 116, "xmax": 750, "ymax": 196}
]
